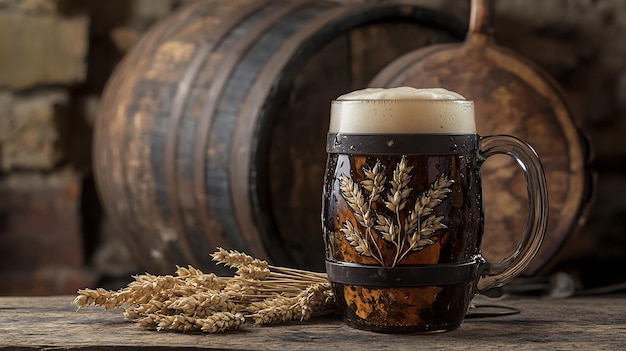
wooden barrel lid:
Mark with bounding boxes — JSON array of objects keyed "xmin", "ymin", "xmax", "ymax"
[{"xmin": 370, "ymin": 0, "xmax": 593, "ymax": 275}]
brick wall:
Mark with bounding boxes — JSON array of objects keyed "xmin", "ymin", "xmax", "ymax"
[
  {"xmin": 0, "ymin": 0, "xmax": 192, "ymax": 295},
  {"xmin": 0, "ymin": 0, "xmax": 88, "ymax": 295},
  {"xmin": 0, "ymin": 0, "xmax": 625, "ymax": 295}
]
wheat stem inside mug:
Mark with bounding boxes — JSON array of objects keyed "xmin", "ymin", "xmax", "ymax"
[
  {"xmin": 391, "ymin": 156, "xmax": 412, "ymax": 267},
  {"xmin": 339, "ymin": 173, "xmax": 385, "ymax": 265},
  {"xmin": 392, "ymin": 207, "xmax": 404, "ymax": 267},
  {"xmin": 363, "ymin": 161, "xmax": 386, "ymax": 265},
  {"xmin": 339, "ymin": 157, "xmax": 453, "ymax": 267},
  {"xmin": 367, "ymin": 201, "xmax": 385, "ymax": 267}
]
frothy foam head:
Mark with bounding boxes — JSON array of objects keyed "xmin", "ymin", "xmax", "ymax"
[{"xmin": 329, "ymin": 87, "xmax": 476, "ymax": 134}]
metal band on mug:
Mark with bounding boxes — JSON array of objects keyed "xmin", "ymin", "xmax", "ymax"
[
  {"xmin": 326, "ymin": 133, "xmax": 477, "ymax": 155},
  {"xmin": 325, "ymin": 259, "xmax": 482, "ymax": 287}
]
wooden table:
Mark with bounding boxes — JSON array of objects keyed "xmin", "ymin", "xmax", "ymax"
[{"xmin": 1, "ymin": 295, "xmax": 624, "ymax": 350}]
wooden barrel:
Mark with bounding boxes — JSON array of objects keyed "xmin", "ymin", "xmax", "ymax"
[
  {"xmin": 94, "ymin": 0, "xmax": 465, "ymax": 274},
  {"xmin": 369, "ymin": 0, "xmax": 594, "ymax": 276}
]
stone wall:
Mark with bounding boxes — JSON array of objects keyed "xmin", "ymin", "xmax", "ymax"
[
  {"xmin": 0, "ymin": 0, "xmax": 192, "ymax": 295},
  {"xmin": 0, "ymin": 0, "xmax": 624, "ymax": 295},
  {"xmin": 0, "ymin": 0, "xmax": 88, "ymax": 295}
]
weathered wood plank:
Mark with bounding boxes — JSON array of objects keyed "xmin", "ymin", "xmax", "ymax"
[{"xmin": 0, "ymin": 296, "xmax": 624, "ymax": 350}]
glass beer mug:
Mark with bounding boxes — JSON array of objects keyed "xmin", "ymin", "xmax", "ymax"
[{"xmin": 322, "ymin": 87, "xmax": 548, "ymax": 333}]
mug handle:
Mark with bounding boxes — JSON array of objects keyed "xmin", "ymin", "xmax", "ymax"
[{"xmin": 476, "ymin": 135, "xmax": 549, "ymax": 292}]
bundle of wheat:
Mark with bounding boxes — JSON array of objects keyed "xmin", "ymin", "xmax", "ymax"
[{"xmin": 74, "ymin": 248, "xmax": 335, "ymax": 333}]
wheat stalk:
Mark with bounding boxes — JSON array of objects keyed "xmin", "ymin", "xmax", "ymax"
[
  {"xmin": 398, "ymin": 175, "xmax": 454, "ymax": 263},
  {"xmin": 339, "ymin": 220, "xmax": 372, "ymax": 257},
  {"xmin": 361, "ymin": 162, "xmax": 386, "ymax": 264},
  {"xmin": 412, "ymin": 176, "xmax": 454, "ymax": 218},
  {"xmin": 74, "ymin": 248, "xmax": 336, "ymax": 334},
  {"xmin": 385, "ymin": 156, "xmax": 413, "ymax": 265},
  {"xmin": 137, "ymin": 311, "xmax": 246, "ymax": 333},
  {"xmin": 249, "ymin": 299, "xmax": 297, "ymax": 324},
  {"xmin": 362, "ymin": 161, "xmax": 385, "ymax": 203},
  {"xmin": 374, "ymin": 214, "xmax": 398, "ymax": 242},
  {"xmin": 295, "ymin": 282, "xmax": 332, "ymax": 321},
  {"xmin": 339, "ymin": 174, "xmax": 371, "ymax": 228},
  {"xmin": 211, "ymin": 247, "xmax": 269, "ymax": 270},
  {"xmin": 339, "ymin": 171, "xmax": 385, "ymax": 265},
  {"xmin": 384, "ymin": 156, "xmax": 413, "ymax": 213},
  {"xmin": 404, "ymin": 175, "xmax": 454, "ymax": 245}
]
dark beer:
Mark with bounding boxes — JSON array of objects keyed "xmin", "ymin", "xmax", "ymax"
[
  {"xmin": 323, "ymin": 88, "xmax": 547, "ymax": 333},
  {"xmin": 323, "ymin": 137, "xmax": 482, "ymax": 332}
]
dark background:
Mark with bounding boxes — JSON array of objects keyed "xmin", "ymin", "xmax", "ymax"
[{"xmin": 0, "ymin": 0, "xmax": 624, "ymax": 295}]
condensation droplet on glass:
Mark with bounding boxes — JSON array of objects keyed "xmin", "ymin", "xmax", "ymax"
[{"xmin": 334, "ymin": 136, "xmax": 342, "ymax": 146}]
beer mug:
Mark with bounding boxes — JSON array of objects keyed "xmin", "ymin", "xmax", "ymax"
[{"xmin": 322, "ymin": 87, "xmax": 548, "ymax": 333}]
